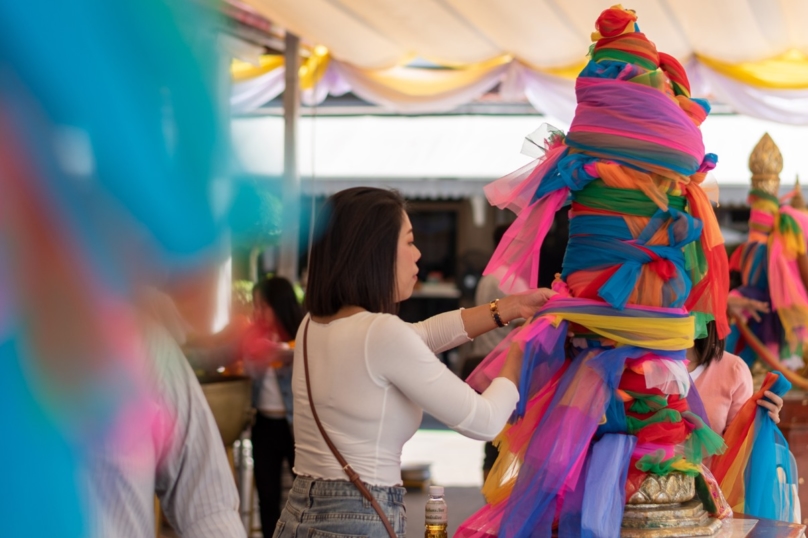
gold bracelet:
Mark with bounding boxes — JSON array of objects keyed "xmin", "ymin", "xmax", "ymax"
[{"xmin": 489, "ymin": 299, "xmax": 509, "ymax": 328}]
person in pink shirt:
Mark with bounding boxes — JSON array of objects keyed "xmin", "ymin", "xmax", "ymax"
[{"xmin": 689, "ymin": 295, "xmax": 784, "ymax": 436}]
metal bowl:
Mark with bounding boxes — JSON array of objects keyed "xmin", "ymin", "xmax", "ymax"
[{"xmin": 199, "ymin": 376, "xmax": 253, "ymax": 446}]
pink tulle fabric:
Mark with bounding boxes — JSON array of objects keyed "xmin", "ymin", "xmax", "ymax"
[
  {"xmin": 632, "ymin": 442, "xmax": 675, "ymax": 460},
  {"xmin": 456, "ymin": 502, "xmax": 506, "ymax": 538},
  {"xmin": 484, "ymin": 183, "xmax": 569, "ymax": 293},
  {"xmin": 767, "ymin": 239, "xmax": 806, "ymax": 311},
  {"xmin": 503, "ymin": 367, "xmax": 569, "ymax": 455},
  {"xmin": 750, "ymin": 209, "xmax": 775, "ymax": 229},
  {"xmin": 772, "ymin": 206, "xmax": 808, "ymax": 314},
  {"xmin": 484, "ymin": 144, "xmax": 567, "ymax": 214},
  {"xmin": 765, "ymin": 206, "xmax": 808, "ymax": 345},
  {"xmin": 782, "ymin": 205, "xmax": 808, "ymax": 242}
]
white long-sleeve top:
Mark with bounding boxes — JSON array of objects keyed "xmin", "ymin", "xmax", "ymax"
[{"xmin": 291, "ymin": 309, "xmax": 519, "ymax": 486}]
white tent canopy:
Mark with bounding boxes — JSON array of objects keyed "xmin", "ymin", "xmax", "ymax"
[
  {"xmin": 232, "ymin": 113, "xmax": 808, "ymax": 204},
  {"xmin": 242, "ymin": 0, "xmax": 808, "ymax": 70},
  {"xmin": 232, "ymin": 2, "xmax": 808, "ymax": 122}
]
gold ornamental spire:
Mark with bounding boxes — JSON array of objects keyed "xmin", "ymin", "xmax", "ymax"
[
  {"xmin": 749, "ymin": 133, "xmax": 783, "ymax": 196},
  {"xmin": 792, "ymin": 175, "xmax": 806, "ymax": 210}
]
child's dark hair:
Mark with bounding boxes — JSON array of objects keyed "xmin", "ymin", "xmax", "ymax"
[{"xmin": 692, "ymin": 320, "xmax": 725, "ymax": 368}]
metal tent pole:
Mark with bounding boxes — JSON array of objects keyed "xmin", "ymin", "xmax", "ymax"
[{"xmin": 278, "ymin": 32, "xmax": 300, "ymax": 282}]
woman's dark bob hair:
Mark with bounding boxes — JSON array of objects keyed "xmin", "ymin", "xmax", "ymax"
[{"xmin": 306, "ymin": 187, "xmax": 407, "ymax": 316}]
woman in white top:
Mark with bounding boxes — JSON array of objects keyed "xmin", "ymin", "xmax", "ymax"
[{"xmin": 273, "ymin": 187, "xmax": 555, "ymax": 538}]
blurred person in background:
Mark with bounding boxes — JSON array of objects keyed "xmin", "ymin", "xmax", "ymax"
[
  {"xmin": 80, "ymin": 290, "xmax": 246, "ymax": 537},
  {"xmin": 184, "ymin": 280, "xmax": 257, "ymax": 375},
  {"xmin": 183, "ymin": 275, "xmax": 305, "ymax": 536},
  {"xmin": 245, "ymin": 276, "xmax": 304, "ymax": 537}
]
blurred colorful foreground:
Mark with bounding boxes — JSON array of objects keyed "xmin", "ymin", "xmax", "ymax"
[{"xmin": 0, "ymin": 0, "xmax": 256, "ymax": 535}]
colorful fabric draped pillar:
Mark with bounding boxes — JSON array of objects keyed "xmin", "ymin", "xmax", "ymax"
[
  {"xmin": 727, "ymin": 187, "xmax": 808, "ymax": 369},
  {"xmin": 458, "ymin": 6, "xmax": 729, "ymax": 537}
]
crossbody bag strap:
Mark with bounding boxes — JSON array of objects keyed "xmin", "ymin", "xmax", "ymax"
[{"xmin": 302, "ymin": 319, "xmax": 397, "ymax": 538}]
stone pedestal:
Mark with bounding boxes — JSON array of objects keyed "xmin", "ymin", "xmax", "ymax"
[
  {"xmin": 622, "ymin": 500, "xmax": 722, "ymax": 537},
  {"xmin": 621, "ymin": 473, "xmax": 721, "ymax": 537}
]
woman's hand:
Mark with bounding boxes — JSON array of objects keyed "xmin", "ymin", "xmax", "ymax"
[
  {"xmin": 757, "ymin": 390, "xmax": 784, "ymax": 424},
  {"xmin": 727, "ymin": 294, "xmax": 769, "ymax": 323},
  {"xmin": 503, "ymin": 288, "xmax": 557, "ymax": 320},
  {"xmin": 460, "ymin": 287, "xmax": 556, "ymax": 339}
]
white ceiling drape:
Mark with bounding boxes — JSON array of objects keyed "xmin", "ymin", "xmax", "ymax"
[
  {"xmin": 232, "ymin": 1, "xmax": 808, "ymax": 123},
  {"xmin": 242, "ymin": 0, "xmax": 808, "ymax": 70}
]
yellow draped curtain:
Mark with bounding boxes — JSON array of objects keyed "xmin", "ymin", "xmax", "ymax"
[
  {"xmin": 232, "ymin": 46, "xmax": 330, "ymax": 89},
  {"xmin": 232, "ymin": 47, "xmax": 808, "ymax": 95},
  {"xmin": 696, "ymin": 49, "xmax": 808, "ymax": 90}
]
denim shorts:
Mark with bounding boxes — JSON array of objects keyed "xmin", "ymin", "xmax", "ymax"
[{"xmin": 272, "ymin": 476, "xmax": 407, "ymax": 538}]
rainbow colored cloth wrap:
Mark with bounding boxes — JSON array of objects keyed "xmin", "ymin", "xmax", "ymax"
[
  {"xmin": 710, "ymin": 372, "xmax": 799, "ymax": 523},
  {"xmin": 457, "ymin": 6, "xmax": 730, "ymax": 537}
]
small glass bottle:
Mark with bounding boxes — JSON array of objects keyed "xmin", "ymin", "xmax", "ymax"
[{"xmin": 424, "ymin": 485, "xmax": 448, "ymax": 538}]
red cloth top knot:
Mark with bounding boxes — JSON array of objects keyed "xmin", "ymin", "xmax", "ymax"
[{"xmin": 593, "ymin": 5, "xmax": 638, "ymax": 40}]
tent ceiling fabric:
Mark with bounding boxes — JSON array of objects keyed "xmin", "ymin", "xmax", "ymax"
[{"xmin": 242, "ymin": 0, "xmax": 808, "ymax": 69}]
